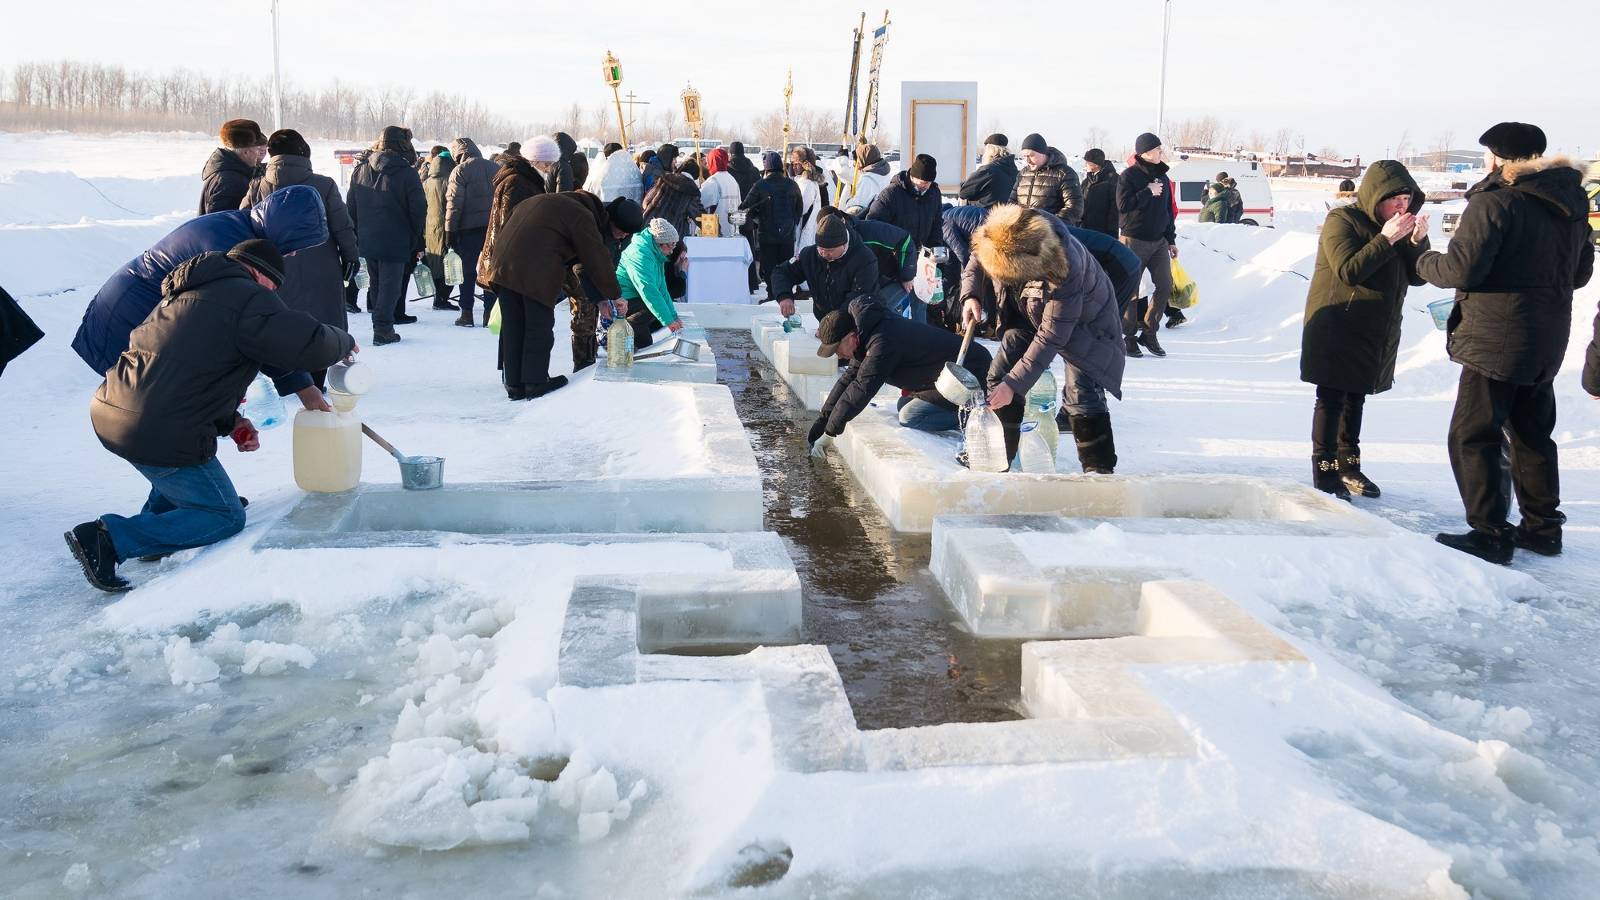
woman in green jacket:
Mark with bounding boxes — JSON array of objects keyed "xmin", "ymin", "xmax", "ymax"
[
  {"xmin": 1198, "ymin": 183, "xmax": 1229, "ymax": 223},
  {"xmin": 616, "ymin": 218, "xmax": 687, "ymax": 349},
  {"xmin": 1300, "ymin": 160, "xmax": 1429, "ymax": 499}
]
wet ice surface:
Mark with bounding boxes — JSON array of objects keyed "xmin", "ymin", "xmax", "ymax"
[{"xmin": 708, "ymin": 330, "xmax": 1024, "ymax": 729}]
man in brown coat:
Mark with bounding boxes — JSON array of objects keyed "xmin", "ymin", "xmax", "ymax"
[{"xmin": 480, "ymin": 191, "xmax": 628, "ymax": 399}]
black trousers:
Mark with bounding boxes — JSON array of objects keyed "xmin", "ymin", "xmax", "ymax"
[
  {"xmin": 757, "ymin": 241, "xmax": 790, "ymax": 302},
  {"xmin": 455, "ymin": 228, "xmax": 495, "ymax": 318},
  {"xmin": 366, "ymin": 259, "xmax": 408, "ymax": 331},
  {"xmin": 497, "ymin": 288, "xmax": 556, "ymax": 388},
  {"xmin": 1311, "ymin": 386, "xmax": 1366, "ymax": 460},
  {"xmin": 1448, "ymin": 368, "xmax": 1562, "ymax": 538},
  {"xmin": 627, "ymin": 306, "xmax": 664, "ymax": 350}
]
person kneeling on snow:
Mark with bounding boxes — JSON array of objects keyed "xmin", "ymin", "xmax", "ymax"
[
  {"xmin": 960, "ymin": 204, "xmax": 1126, "ymax": 473},
  {"xmin": 805, "ymin": 296, "xmax": 993, "ymax": 457},
  {"xmin": 66, "ymin": 241, "xmax": 357, "ymax": 593},
  {"xmin": 616, "ymin": 218, "xmax": 687, "ymax": 349}
]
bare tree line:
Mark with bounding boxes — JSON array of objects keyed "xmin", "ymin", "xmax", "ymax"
[{"xmin": 1, "ymin": 59, "xmax": 894, "ymax": 154}]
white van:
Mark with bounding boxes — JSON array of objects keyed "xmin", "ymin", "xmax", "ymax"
[{"xmin": 1164, "ymin": 154, "xmax": 1276, "ymax": 227}]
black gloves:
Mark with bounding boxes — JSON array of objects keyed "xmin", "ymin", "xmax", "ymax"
[{"xmin": 342, "ymin": 261, "xmax": 359, "ymax": 285}]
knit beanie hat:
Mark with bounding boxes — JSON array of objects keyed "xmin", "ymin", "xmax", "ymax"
[
  {"xmin": 606, "ymin": 197, "xmax": 646, "ymax": 234},
  {"xmin": 761, "ymin": 150, "xmax": 783, "ymax": 172},
  {"xmin": 647, "ymin": 217, "xmax": 680, "ymax": 245},
  {"xmin": 908, "ymin": 154, "xmax": 937, "ymax": 182},
  {"xmin": 527, "ymin": 135, "xmax": 562, "ymax": 163},
  {"xmin": 983, "ymin": 133, "xmax": 1009, "ymax": 148},
  {"xmin": 1478, "ymin": 122, "xmax": 1546, "ymax": 161},
  {"xmin": 815, "ymin": 214, "xmax": 849, "ymax": 250},
  {"xmin": 1135, "ymin": 132, "xmax": 1163, "ymax": 154},
  {"xmin": 267, "ymin": 128, "xmax": 311, "ymax": 159},
  {"xmin": 1083, "ymin": 148, "xmax": 1107, "ymax": 166},
  {"xmin": 1020, "ymin": 133, "xmax": 1048, "ymax": 154},
  {"xmin": 220, "ymin": 118, "xmax": 267, "ymax": 149},
  {"xmin": 227, "ymin": 238, "xmax": 286, "ymax": 288}
]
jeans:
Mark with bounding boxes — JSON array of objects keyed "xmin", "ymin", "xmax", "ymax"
[
  {"xmin": 498, "ymin": 287, "xmax": 557, "ymax": 388},
  {"xmin": 1311, "ymin": 385, "xmax": 1366, "ymax": 460},
  {"xmin": 1448, "ymin": 368, "xmax": 1562, "ymax": 538},
  {"xmin": 366, "ymin": 259, "xmax": 408, "ymax": 331},
  {"xmin": 894, "ymin": 340, "xmax": 993, "ymax": 432},
  {"xmin": 1121, "ymin": 236, "xmax": 1173, "ymax": 335},
  {"xmin": 455, "ymin": 228, "xmax": 495, "ymax": 318},
  {"xmin": 101, "ymin": 457, "xmax": 247, "ymax": 563}
]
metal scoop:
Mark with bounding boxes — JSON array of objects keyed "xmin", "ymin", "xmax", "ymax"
[
  {"xmin": 362, "ymin": 424, "xmax": 444, "ymax": 490},
  {"xmin": 634, "ymin": 335, "xmax": 703, "ymax": 362},
  {"xmin": 935, "ymin": 327, "xmax": 982, "ymax": 406}
]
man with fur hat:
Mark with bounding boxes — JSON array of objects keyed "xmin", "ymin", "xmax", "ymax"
[
  {"xmin": 1416, "ymin": 122, "xmax": 1595, "ymax": 564},
  {"xmin": 67, "ymin": 239, "xmax": 356, "ymax": 592},
  {"xmin": 960, "ymin": 204, "xmax": 1126, "ymax": 473},
  {"xmin": 200, "ymin": 119, "xmax": 269, "ymax": 215}
]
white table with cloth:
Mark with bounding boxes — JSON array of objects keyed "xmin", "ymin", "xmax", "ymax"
[{"xmin": 683, "ymin": 236, "xmax": 755, "ymax": 304}]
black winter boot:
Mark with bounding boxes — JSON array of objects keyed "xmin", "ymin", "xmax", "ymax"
[
  {"xmin": 1512, "ymin": 526, "xmax": 1562, "ymax": 557},
  {"xmin": 1136, "ymin": 329, "xmax": 1167, "ymax": 357},
  {"xmin": 1072, "ymin": 414, "xmax": 1118, "ymax": 474},
  {"xmin": 1124, "ymin": 335, "xmax": 1144, "ymax": 358},
  {"xmin": 64, "ymin": 520, "xmax": 130, "ymax": 593},
  {"xmin": 1436, "ymin": 529, "xmax": 1514, "ymax": 566},
  {"xmin": 1339, "ymin": 455, "xmax": 1380, "ymax": 498},
  {"xmin": 1313, "ymin": 457, "xmax": 1351, "ymax": 501},
  {"xmin": 525, "ymin": 376, "xmax": 569, "ymax": 399}
]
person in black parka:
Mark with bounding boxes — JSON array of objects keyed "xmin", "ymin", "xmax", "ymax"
[
  {"xmin": 805, "ymin": 295, "xmax": 994, "ymax": 457},
  {"xmin": 727, "ymin": 141, "xmax": 763, "ymax": 291},
  {"xmin": 1079, "ymin": 149, "xmax": 1119, "ymax": 238},
  {"xmin": 739, "ymin": 152, "xmax": 805, "ymax": 302},
  {"xmin": 958, "ymin": 134, "xmax": 1018, "ymax": 209},
  {"xmin": 1300, "ymin": 160, "xmax": 1428, "ymax": 500},
  {"xmin": 200, "ymin": 119, "xmax": 268, "ymax": 215},
  {"xmin": 1415, "ymin": 122, "xmax": 1595, "ymax": 563},
  {"xmin": 770, "ymin": 214, "xmax": 881, "ymax": 320},
  {"xmin": 346, "ymin": 126, "xmax": 426, "ymax": 344},
  {"xmin": 1117, "ymin": 133, "xmax": 1178, "ymax": 356}
]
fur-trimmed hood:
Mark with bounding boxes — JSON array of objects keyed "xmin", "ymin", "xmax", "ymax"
[
  {"xmin": 1479, "ymin": 155, "xmax": 1588, "ymax": 222},
  {"xmin": 973, "ymin": 204, "xmax": 1069, "ymax": 286}
]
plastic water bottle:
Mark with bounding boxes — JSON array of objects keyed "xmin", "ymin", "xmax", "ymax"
[
  {"xmin": 241, "ymin": 373, "xmax": 287, "ymax": 429},
  {"xmin": 1018, "ymin": 421, "xmax": 1056, "ymax": 474},
  {"xmin": 962, "ymin": 404, "xmax": 1009, "ymax": 473},
  {"xmin": 606, "ymin": 310, "xmax": 634, "ymax": 367},
  {"xmin": 1025, "ymin": 369, "xmax": 1058, "ymax": 418},
  {"xmin": 782, "ymin": 314, "xmax": 803, "ymax": 333},
  {"xmin": 443, "ymin": 249, "xmax": 464, "ymax": 286},
  {"xmin": 353, "ymin": 259, "xmax": 369, "ymax": 291},
  {"xmin": 412, "ymin": 264, "xmax": 436, "ymax": 299}
]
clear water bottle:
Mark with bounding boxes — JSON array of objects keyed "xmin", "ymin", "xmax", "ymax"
[
  {"xmin": 1025, "ymin": 369, "xmax": 1058, "ymax": 418},
  {"xmin": 412, "ymin": 263, "xmax": 436, "ymax": 299},
  {"xmin": 1018, "ymin": 421, "xmax": 1056, "ymax": 474},
  {"xmin": 353, "ymin": 259, "xmax": 369, "ymax": 291},
  {"xmin": 1030, "ymin": 407, "xmax": 1059, "ymax": 460},
  {"xmin": 962, "ymin": 403, "xmax": 1009, "ymax": 473},
  {"xmin": 443, "ymin": 249, "xmax": 464, "ymax": 286},
  {"xmin": 606, "ymin": 307, "xmax": 634, "ymax": 367},
  {"xmin": 782, "ymin": 314, "xmax": 803, "ymax": 333},
  {"xmin": 241, "ymin": 372, "xmax": 288, "ymax": 429}
]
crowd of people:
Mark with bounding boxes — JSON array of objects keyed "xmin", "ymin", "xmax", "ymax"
[{"xmin": 47, "ymin": 113, "xmax": 1600, "ymax": 591}]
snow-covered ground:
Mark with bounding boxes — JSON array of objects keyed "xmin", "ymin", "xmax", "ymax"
[{"xmin": 3, "ymin": 133, "xmax": 1599, "ymax": 898}]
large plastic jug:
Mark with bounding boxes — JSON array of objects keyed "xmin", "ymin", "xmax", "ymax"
[
  {"xmin": 962, "ymin": 404, "xmax": 1010, "ymax": 473},
  {"xmin": 354, "ymin": 259, "xmax": 369, "ymax": 291},
  {"xmin": 293, "ymin": 409, "xmax": 362, "ymax": 492},
  {"xmin": 443, "ymin": 250, "xmax": 464, "ymax": 286},
  {"xmin": 1018, "ymin": 421, "xmax": 1056, "ymax": 475},
  {"xmin": 412, "ymin": 264, "xmax": 436, "ymax": 299},
  {"xmin": 1025, "ymin": 369, "xmax": 1058, "ymax": 418},
  {"xmin": 606, "ymin": 315, "xmax": 634, "ymax": 367}
]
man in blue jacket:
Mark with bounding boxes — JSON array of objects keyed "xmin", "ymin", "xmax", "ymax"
[{"xmin": 72, "ymin": 185, "xmax": 332, "ymax": 412}]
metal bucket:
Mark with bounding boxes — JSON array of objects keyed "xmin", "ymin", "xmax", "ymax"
[
  {"xmin": 398, "ymin": 455, "xmax": 444, "ymax": 491},
  {"xmin": 935, "ymin": 327, "xmax": 981, "ymax": 406}
]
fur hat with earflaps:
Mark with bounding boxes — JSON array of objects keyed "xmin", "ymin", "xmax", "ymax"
[
  {"xmin": 972, "ymin": 204, "xmax": 1069, "ymax": 286},
  {"xmin": 220, "ymin": 118, "xmax": 267, "ymax": 149}
]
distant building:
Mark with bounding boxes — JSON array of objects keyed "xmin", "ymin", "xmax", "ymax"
[{"xmin": 1400, "ymin": 149, "xmax": 1483, "ymax": 171}]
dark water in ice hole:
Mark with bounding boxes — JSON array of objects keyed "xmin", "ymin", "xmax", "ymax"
[{"xmin": 707, "ymin": 329, "xmax": 1025, "ymax": 730}]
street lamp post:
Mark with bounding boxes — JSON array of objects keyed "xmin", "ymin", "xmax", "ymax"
[
  {"xmin": 270, "ymin": 0, "xmax": 283, "ymax": 131},
  {"xmin": 603, "ymin": 50, "xmax": 628, "ymax": 149},
  {"xmin": 1156, "ymin": 0, "xmax": 1172, "ymax": 135}
]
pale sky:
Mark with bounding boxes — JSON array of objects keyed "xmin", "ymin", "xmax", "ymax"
[{"xmin": 9, "ymin": 0, "xmax": 1596, "ymax": 161}]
